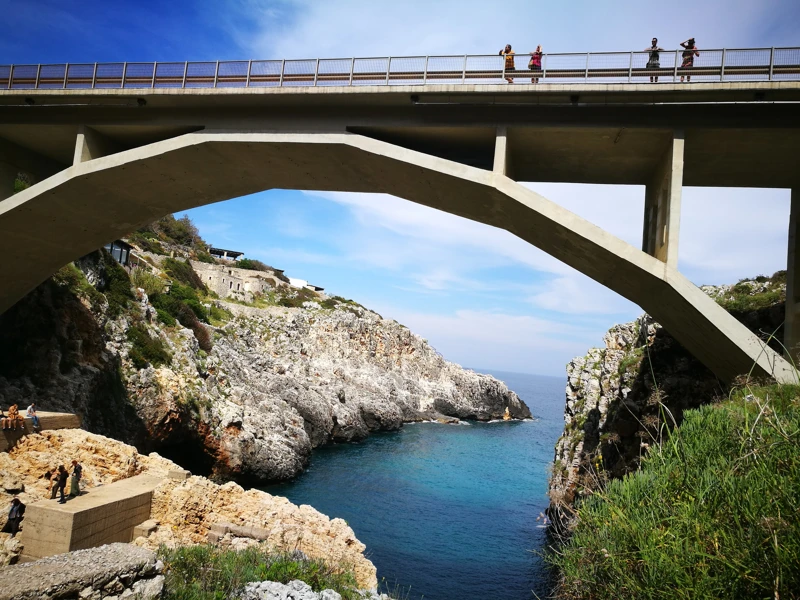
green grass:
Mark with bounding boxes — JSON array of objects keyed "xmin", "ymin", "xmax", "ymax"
[
  {"xmin": 549, "ymin": 384, "xmax": 800, "ymax": 600},
  {"xmin": 159, "ymin": 545, "xmax": 369, "ymax": 600}
]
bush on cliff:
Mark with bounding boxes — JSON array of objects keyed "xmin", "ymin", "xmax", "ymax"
[
  {"xmin": 159, "ymin": 545, "xmax": 369, "ymax": 600},
  {"xmin": 127, "ymin": 324, "xmax": 171, "ymax": 369},
  {"xmin": 550, "ymin": 384, "xmax": 800, "ymax": 600},
  {"xmin": 163, "ymin": 257, "xmax": 207, "ymax": 291}
]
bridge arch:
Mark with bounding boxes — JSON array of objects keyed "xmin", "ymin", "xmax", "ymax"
[{"xmin": 0, "ymin": 130, "xmax": 794, "ymax": 382}]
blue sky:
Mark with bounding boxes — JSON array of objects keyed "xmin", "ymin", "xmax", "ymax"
[{"xmin": 5, "ymin": 0, "xmax": 798, "ymax": 375}]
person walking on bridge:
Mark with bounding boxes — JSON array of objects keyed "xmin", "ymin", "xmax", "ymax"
[
  {"xmin": 680, "ymin": 38, "xmax": 700, "ymax": 82},
  {"xmin": 646, "ymin": 38, "xmax": 664, "ymax": 82},
  {"xmin": 500, "ymin": 44, "xmax": 516, "ymax": 83},
  {"xmin": 529, "ymin": 45, "xmax": 543, "ymax": 83}
]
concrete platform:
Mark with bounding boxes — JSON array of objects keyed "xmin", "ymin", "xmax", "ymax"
[
  {"xmin": 18, "ymin": 473, "xmax": 162, "ymax": 561},
  {"xmin": 0, "ymin": 411, "xmax": 81, "ymax": 453}
]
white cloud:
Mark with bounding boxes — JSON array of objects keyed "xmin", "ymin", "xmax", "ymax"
[
  {"xmin": 230, "ymin": 0, "xmax": 796, "ymax": 61},
  {"xmin": 530, "ymin": 276, "xmax": 639, "ymax": 316},
  {"xmin": 377, "ymin": 306, "xmax": 604, "ymax": 374}
]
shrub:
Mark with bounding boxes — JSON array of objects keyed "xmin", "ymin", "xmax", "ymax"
[
  {"xmin": 13, "ymin": 174, "xmax": 31, "ymax": 194},
  {"xmin": 130, "ymin": 267, "xmax": 164, "ymax": 297},
  {"xmin": 127, "ymin": 324, "xmax": 171, "ymax": 369},
  {"xmin": 156, "ymin": 309, "xmax": 176, "ymax": 327},
  {"xmin": 99, "ymin": 250, "xmax": 135, "ymax": 317},
  {"xmin": 162, "ymin": 258, "xmax": 206, "ymax": 291},
  {"xmin": 236, "ymin": 258, "xmax": 270, "ymax": 271},
  {"xmin": 550, "ymin": 385, "xmax": 800, "ymax": 600},
  {"xmin": 209, "ymin": 303, "xmax": 233, "ymax": 325},
  {"xmin": 159, "ymin": 545, "xmax": 367, "ymax": 600},
  {"xmin": 52, "ymin": 263, "xmax": 105, "ymax": 307},
  {"xmin": 127, "ymin": 231, "xmax": 166, "ymax": 255}
]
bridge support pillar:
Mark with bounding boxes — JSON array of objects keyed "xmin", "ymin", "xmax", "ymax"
[
  {"xmin": 74, "ymin": 125, "xmax": 121, "ymax": 164},
  {"xmin": 642, "ymin": 130, "xmax": 684, "ymax": 269},
  {"xmin": 493, "ymin": 126, "xmax": 512, "ymax": 178},
  {"xmin": 786, "ymin": 188, "xmax": 800, "ymax": 362}
]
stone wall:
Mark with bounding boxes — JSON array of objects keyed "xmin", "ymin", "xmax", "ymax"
[{"xmin": 0, "ymin": 543, "xmax": 163, "ymax": 600}]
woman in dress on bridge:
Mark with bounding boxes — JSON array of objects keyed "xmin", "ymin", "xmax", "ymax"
[
  {"xmin": 529, "ymin": 45, "xmax": 543, "ymax": 83},
  {"xmin": 680, "ymin": 38, "xmax": 700, "ymax": 82}
]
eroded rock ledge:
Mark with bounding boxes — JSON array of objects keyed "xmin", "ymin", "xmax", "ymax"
[{"xmin": 0, "ymin": 429, "xmax": 378, "ymax": 588}]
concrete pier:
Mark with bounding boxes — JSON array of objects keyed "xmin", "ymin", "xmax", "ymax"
[{"xmin": 19, "ymin": 473, "xmax": 162, "ymax": 562}]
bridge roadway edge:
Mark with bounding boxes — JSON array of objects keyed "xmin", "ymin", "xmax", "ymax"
[{"xmin": 0, "ymin": 130, "xmax": 793, "ymax": 383}]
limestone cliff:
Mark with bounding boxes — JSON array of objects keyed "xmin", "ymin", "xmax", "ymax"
[
  {"xmin": 0, "ymin": 250, "xmax": 529, "ymax": 484},
  {"xmin": 547, "ymin": 274, "xmax": 786, "ymax": 531},
  {"xmin": 0, "ymin": 429, "xmax": 377, "ymax": 588}
]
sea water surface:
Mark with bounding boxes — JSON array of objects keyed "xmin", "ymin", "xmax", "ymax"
[{"xmin": 264, "ymin": 370, "xmax": 565, "ymax": 600}]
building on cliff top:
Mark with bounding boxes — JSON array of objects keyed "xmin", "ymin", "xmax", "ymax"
[
  {"xmin": 288, "ymin": 277, "xmax": 324, "ymax": 292},
  {"xmin": 191, "ymin": 260, "xmax": 283, "ymax": 303}
]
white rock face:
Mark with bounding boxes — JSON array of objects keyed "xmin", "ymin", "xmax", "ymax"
[{"xmin": 128, "ymin": 300, "xmax": 531, "ymax": 482}]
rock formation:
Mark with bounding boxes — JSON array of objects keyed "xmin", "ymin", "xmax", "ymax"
[
  {"xmin": 0, "ymin": 251, "xmax": 529, "ymax": 484},
  {"xmin": 0, "ymin": 429, "xmax": 377, "ymax": 588},
  {"xmin": 548, "ymin": 275, "xmax": 786, "ymax": 532}
]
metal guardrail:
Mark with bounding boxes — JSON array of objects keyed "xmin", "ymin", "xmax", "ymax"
[{"xmin": 2, "ymin": 47, "xmax": 799, "ymax": 90}]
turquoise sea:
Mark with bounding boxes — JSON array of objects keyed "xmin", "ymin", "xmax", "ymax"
[{"xmin": 265, "ymin": 370, "xmax": 566, "ymax": 600}]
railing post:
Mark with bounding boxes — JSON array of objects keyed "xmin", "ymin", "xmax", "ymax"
[
  {"xmin": 628, "ymin": 51, "xmax": 633, "ymax": 83},
  {"xmin": 182, "ymin": 62, "xmax": 188, "ymax": 88},
  {"xmin": 7, "ymin": 65, "xmax": 12, "ymax": 90},
  {"xmin": 63, "ymin": 62, "xmax": 69, "ymax": 88},
  {"xmin": 423, "ymin": 56, "xmax": 429, "ymax": 84},
  {"xmin": 246, "ymin": 60, "xmax": 252, "ymax": 87},
  {"xmin": 501, "ymin": 55, "xmax": 506, "ymax": 83},
  {"xmin": 584, "ymin": 53, "xmax": 589, "ymax": 82},
  {"xmin": 349, "ymin": 58, "xmax": 354, "ymax": 86},
  {"xmin": 213, "ymin": 60, "xmax": 219, "ymax": 87},
  {"xmin": 151, "ymin": 62, "xmax": 157, "ymax": 88},
  {"xmin": 121, "ymin": 62, "xmax": 127, "ymax": 88},
  {"xmin": 542, "ymin": 53, "xmax": 547, "ymax": 82},
  {"xmin": 35, "ymin": 64, "xmax": 42, "ymax": 89},
  {"xmin": 385, "ymin": 57, "xmax": 391, "ymax": 85},
  {"xmin": 314, "ymin": 58, "xmax": 320, "ymax": 86},
  {"xmin": 462, "ymin": 55, "xmax": 467, "ymax": 83},
  {"xmin": 90, "ymin": 63, "xmax": 97, "ymax": 88},
  {"xmin": 720, "ymin": 48, "xmax": 726, "ymax": 82},
  {"xmin": 673, "ymin": 51, "xmax": 679, "ymax": 82},
  {"xmin": 769, "ymin": 47, "xmax": 775, "ymax": 80},
  {"xmin": 279, "ymin": 59, "xmax": 286, "ymax": 87}
]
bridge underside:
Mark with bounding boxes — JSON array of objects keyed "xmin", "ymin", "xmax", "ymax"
[{"xmin": 0, "ymin": 130, "xmax": 794, "ymax": 383}]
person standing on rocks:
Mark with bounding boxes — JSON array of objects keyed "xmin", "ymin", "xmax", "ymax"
[
  {"xmin": 2, "ymin": 497, "xmax": 25, "ymax": 537},
  {"xmin": 55, "ymin": 465, "xmax": 69, "ymax": 503},
  {"xmin": 69, "ymin": 460, "xmax": 83, "ymax": 498}
]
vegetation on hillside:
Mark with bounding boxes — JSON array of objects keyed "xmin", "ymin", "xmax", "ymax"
[
  {"xmin": 149, "ymin": 258, "xmax": 213, "ymax": 352},
  {"xmin": 159, "ymin": 545, "xmax": 396, "ymax": 600},
  {"xmin": 236, "ymin": 258, "xmax": 290, "ymax": 283},
  {"xmin": 128, "ymin": 214, "xmax": 214, "ymax": 263},
  {"xmin": 710, "ymin": 270, "xmax": 786, "ymax": 313},
  {"xmin": 549, "ymin": 383, "xmax": 800, "ymax": 600}
]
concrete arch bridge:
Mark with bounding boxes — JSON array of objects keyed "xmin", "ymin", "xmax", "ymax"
[{"xmin": 1, "ymin": 62, "xmax": 799, "ymax": 383}]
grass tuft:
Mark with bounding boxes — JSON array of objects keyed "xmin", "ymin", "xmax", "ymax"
[
  {"xmin": 159, "ymin": 545, "xmax": 370, "ymax": 600},
  {"xmin": 549, "ymin": 384, "xmax": 800, "ymax": 600}
]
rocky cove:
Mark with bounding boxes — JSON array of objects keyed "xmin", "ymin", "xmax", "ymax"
[{"xmin": 0, "ymin": 249, "xmax": 530, "ymax": 486}]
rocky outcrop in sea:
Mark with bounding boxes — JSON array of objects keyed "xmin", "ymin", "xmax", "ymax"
[
  {"xmin": 0, "ymin": 251, "xmax": 530, "ymax": 484},
  {"xmin": 547, "ymin": 275, "xmax": 786, "ymax": 532}
]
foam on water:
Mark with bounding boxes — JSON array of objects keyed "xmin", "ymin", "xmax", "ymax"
[{"xmin": 264, "ymin": 370, "xmax": 565, "ymax": 600}]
